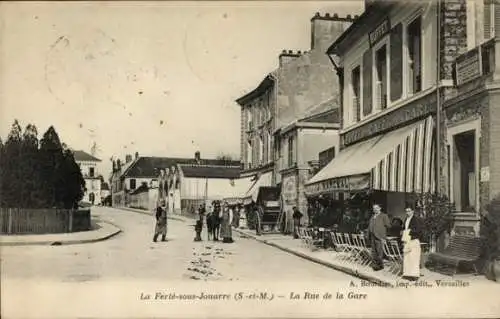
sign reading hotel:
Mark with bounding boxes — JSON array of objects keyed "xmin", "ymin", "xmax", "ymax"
[
  {"xmin": 455, "ymin": 47, "xmax": 482, "ymax": 86},
  {"xmin": 369, "ymin": 18, "xmax": 390, "ymax": 47}
]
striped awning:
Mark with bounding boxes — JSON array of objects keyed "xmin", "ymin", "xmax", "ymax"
[{"xmin": 305, "ymin": 116, "xmax": 435, "ymax": 195}]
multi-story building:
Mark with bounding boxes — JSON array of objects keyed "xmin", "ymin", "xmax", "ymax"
[
  {"xmin": 236, "ymin": 12, "xmax": 355, "ymax": 205},
  {"xmin": 73, "ymin": 150, "xmax": 102, "ymax": 205},
  {"xmin": 306, "ymin": 0, "xmax": 495, "ymax": 236}
]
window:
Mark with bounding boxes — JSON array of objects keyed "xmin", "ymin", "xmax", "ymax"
[
  {"xmin": 89, "ymin": 167, "xmax": 95, "ymax": 177},
  {"xmin": 247, "ymin": 109, "xmax": 253, "ymax": 130},
  {"xmin": 374, "ymin": 45, "xmax": 388, "ymax": 110},
  {"xmin": 287, "ymin": 135, "xmax": 295, "ymax": 167},
  {"xmin": 351, "ymin": 66, "xmax": 361, "ymax": 122},
  {"xmin": 246, "ymin": 139, "xmax": 252, "ymax": 168},
  {"xmin": 130, "ymin": 178, "xmax": 136, "ymax": 190},
  {"xmin": 267, "ymin": 131, "xmax": 272, "ymax": 163},
  {"xmin": 259, "ymin": 135, "xmax": 264, "ymax": 164},
  {"xmin": 407, "ymin": 17, "xmax": 422, "ymax": 95}
]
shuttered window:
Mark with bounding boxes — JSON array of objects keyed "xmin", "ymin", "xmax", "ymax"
[
  {"xmin": 408, "ymin": 17, "xmax": 422, "ymax": 95},
  {"xmin": 351, "ymin": 66, "xmax": 361, "ymax": 122},
  {"xmin": 362, "ymin": 49, "xmax": 373, "ymax": 117},
  {"xmin": 390, "ymin": 23, "xmax": 403, "ymax": 101},
  {"xmin": 375, "ymin": 45, "xmax": 388, "ymax": 110}
]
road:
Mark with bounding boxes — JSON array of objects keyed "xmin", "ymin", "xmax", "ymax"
[{"xmin": 1, "ymin": 206, "xmax": 355, "ymax": 283}]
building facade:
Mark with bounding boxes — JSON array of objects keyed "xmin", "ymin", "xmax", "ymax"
[
  {"xmin": 304, "ymin": 0, "xmax": 474, "ymax": 227},
  {"xmin": 236, "ymin": 12, "xmax": 356, "ymax": 203},
  {"xmin": 277, "ymin": 107, "xmax": 340, "ymax": 225},
  {"xmin": 73, "ymin": 150, "xmax": 102, "ymax": 205}
]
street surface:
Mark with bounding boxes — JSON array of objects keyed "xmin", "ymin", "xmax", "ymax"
[{"xmin": 1, "ymin": 206, "xmax": 355, "ymax": 282}]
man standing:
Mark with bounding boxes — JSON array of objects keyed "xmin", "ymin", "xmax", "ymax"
[
  {"xmin": 367, "ymin": 203, "xmax": 391, "ymax": 271},
  {"xmin": 153, "ymin": 200, "xmax": 168, "ymax": 242},
  {"xmin": 292, "ymin": 206, "xmax": 303, "ymax": 239}
]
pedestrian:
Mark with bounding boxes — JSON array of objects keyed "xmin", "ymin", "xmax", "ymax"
[
  {"xmin": 233, "ymin": 204, "xmax": 242, "ymax": 228},
  {"xmin": 220, "ymin": 201, "xmax": 234, "ymax": 243},
  {"xmin": 401, "ymin": 202, "xmax": 423, "ymax": 281},
  {"xmin": 210, "ymin": 201, "xmax": 221, "ymax": 241},
  {"xmin": 292, "ymin": 206, "xmax": 303, "ymax": 239},
  {"xmin": 153, "ymin": 200, "xmax": 168, "ymax": 242},
  {"xmin": 367, "ymin": 203, "xmax": 391, "ymax": 271}
]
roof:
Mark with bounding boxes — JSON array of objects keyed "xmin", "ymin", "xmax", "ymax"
[
  {"xmin": 73, "ymin": 150, "xmax": 101, "ymax": 162},
  {"xmin": 124, "ymin": 156, "xmax": 240, "ymax": 178},
  {"xmin": 179, "ymin": 164, "xmax": 241, "ymax": 179},
  {"xmin": 301, "ymin": 97, "xmax": 339, "ymax": 121},
  {"xmin": 301, "ymin": 108, "xmax": 340, "ymax": 124},
  {"xmin": 235, "ymin": 74, "xmax": 275, "ymax": 106}
]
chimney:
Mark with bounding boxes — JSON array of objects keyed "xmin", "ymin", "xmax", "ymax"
[
  {"xmin": 279, "ymin": 50, "xmax": 302, "ymax": 67},
  {"xmin": 125, "ymin": 154, "xmax": 132, "ymax": 163},
  {"xmin": 310, "ymin": 12, "xmax": 356, "ymax": 51},
  {"xmin": 195, "ymin": 151, "xmax": 201, "ymax": 163},
  {"xmin": 135, "ymin": 151, "xmax": 139, "ymax": 159}
]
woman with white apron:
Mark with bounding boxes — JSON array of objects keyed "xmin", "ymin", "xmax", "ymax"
[{"xmin": 401, "ymin": 203, "xmax": 423, "ymax": 281}]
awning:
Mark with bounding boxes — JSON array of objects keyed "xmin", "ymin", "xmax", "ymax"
[
  {"xmin": 242, "ymin": 171, "xmax": 273, "ymax": 204},
  {"xmin": 305, "ymin": 116, "xmax": 435, "ymax": 195},
  {"xmin": 222, "ymin": 176, "xmax": 255, "ymax": 204}
]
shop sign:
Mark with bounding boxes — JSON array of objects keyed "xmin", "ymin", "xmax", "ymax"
[
  {"xmin": 282, "ymin": 175, "xmax": 297, "ymax": 204},
  {"xmin": 481, "ymin": 167, "xmax": 490, "ymax": 182},
  {"xmin": 455, "ymin": 47, "xmax": 482, "ymax": 86},
  {"xmin": 369, "ymin": 18, "xmax": 390, "ymax": 47},
  {"xmin": 305, "ymin": 174, "xmax": 370, "ymax": 194},
  {"xmin": 343, "ymin": 92, "xmax": 436, "ymax": 146}
]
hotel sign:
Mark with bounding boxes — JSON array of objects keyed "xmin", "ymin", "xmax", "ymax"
[
  {"xmin": 455, "ymin": 47, "xmax": 482, "ymax": 86},
  {"xmin": 305, "ymin": 174, "xmax": 370, "ymax": 195},
  {"xmin": 369, "ymin": 18, "xmax": 390, "ymax": 47}
]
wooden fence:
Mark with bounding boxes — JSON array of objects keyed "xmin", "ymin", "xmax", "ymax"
[{"xmin": 0, "ymin": 208, "xmax": 91, "ymax": 235}]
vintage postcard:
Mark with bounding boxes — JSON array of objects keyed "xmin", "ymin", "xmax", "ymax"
[{"xmin": 1, "ymin": 0, "xmax": 500, "ymax": 318}]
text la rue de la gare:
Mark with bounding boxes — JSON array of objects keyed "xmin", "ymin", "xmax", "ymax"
[
  {"xmin": 140, "ymin": 290, "xmax": 367, "ymax": 302},
  {"xmin": 139, "ymin": 279, "xmax": 471, "ymax": 302}
]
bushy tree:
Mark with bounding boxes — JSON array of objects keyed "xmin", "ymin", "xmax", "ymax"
[
  {"xmin": 415, "ymin": 192, "xmax": 454, "ymax": 251},
  {"xmin": 59, "ymin": 149, "xmax": 85, "ymax": 208},
  {"xmin": 1, "ymin": 120, "xmax": 23, "ymax": 207},
  {"xmin": 19, "ymin": 124, "xmax": 45, "ymax": 208}
]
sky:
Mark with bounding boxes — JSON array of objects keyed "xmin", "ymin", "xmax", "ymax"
[{"xmin": 0, "ymin": 1, "xmax": 364, "ymax": 178}]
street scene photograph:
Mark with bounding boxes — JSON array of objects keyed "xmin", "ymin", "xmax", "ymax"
[{"xmin": 1, "ymin": 0, "xmax": 500, "ymax": 318}]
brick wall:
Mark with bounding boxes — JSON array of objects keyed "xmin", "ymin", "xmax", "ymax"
[{"xmin": 488, "ymin": 91, "xmax": 500, "ymax": 203}]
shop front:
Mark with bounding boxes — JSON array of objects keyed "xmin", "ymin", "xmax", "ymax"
[{"xmin": 305, "ymin": 115, "xmax": 436, "ymax": 225}]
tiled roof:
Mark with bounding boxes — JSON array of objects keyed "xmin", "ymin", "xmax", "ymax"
[
  {"xmin": 124, "ymin": 156, "xmax": 240, "ymax": 178},
  {"xmin": 300, "ymin": 108, "xmax": 340, "ymax": 124},
  {"xmin": 179, "ymin": 164, "xmax": 241, "ymax": 179},
  {"xmin": 73, "ymin": 150, "xmax": 101, "ymax": 162},
  {"xmin": 302, "ymin": 97, "xmax": 339, "ymax": 119}
]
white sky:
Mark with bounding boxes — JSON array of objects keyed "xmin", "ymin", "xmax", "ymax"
[{"xmin": 0, "ymin": 1, "xmax": 363, "ymax": 177}]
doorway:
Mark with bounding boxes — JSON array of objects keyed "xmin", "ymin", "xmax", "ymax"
[{"xmin": 452, "ymin": 130, "xmax": 476, "ymax": 213}]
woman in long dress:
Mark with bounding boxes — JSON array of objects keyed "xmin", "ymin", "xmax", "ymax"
[
  {"xmin": 401, "ymin": 203, "xmax": 423, "ymax": 281},
  {"xmin": 220, "ymin": 201, "xmax": 234, "ymax": 243}
]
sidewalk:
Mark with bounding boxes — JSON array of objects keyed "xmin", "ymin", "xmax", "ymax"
[
  {"xmin": 0, "ymin": 220, "xmax": 121, "ymax": 246},
  {"xmin": 233, "ymin": 227, "xmax": 495, "ymax": 287}
]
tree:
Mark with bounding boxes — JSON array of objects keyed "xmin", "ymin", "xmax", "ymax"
[
  {"xmin": 1, "ymin": 120, "xmax": 23, "ymax": 207},
  {"xmin": 59, "ymin": 150, "xmax": 85, "ymax": 208},
  {"xmin": 20, "ymin": 124, "xmax": 44, "ymax": 208},
  {"xmin": 39, "ymin": 126, "xmax": 64, "ymax": 208}
]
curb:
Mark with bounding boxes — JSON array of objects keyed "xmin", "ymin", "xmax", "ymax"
[
  {"xmin": 113, "ymin": 206, "xmax": 187, "ymax": 222},
  {"xmin": 0, "ymin": 221, "xmax": 122, "ymax": 247},
  {"xmin": 234, "ymin": 228, "xmax": 393, "ymax": 287}
]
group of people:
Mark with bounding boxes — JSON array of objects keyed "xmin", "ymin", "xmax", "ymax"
[
  {"xmin": 367, "ymin": 202, "xmax": 423, "ymax": 281},
  {"xmin": 197, "ymin": 201, "xmax": 239, "ymax": 243}
]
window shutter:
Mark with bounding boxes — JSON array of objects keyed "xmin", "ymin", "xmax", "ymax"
[
  {"xmin": 485, "ymin": 0, "xmax": 491, "ymax": 39},
  {"xmin": 390, "ymin": 23, "xmax": 403, "ymax": 102},
  {"xmin": 362, "ymin": 49, "xmax": 373, "ymax": 116}
]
